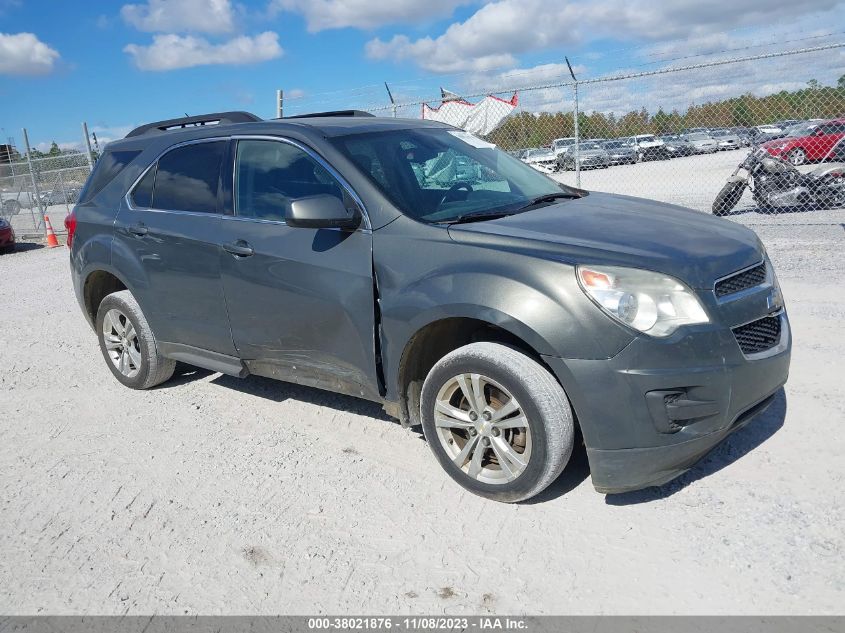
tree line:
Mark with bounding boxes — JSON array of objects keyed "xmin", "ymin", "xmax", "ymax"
[{"xmin": 487, "ymin": 76, "xmax": 845, "ymax": 150}]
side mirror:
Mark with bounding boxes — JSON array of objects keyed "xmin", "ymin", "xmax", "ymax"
[{"xmin": 286, "ymin": 194, "xmax": 361, "ymax": 230}]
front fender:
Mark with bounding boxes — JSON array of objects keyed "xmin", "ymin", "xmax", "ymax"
[{"xmin": 374, "ymin": 218, "xmax": 635, "ymax": 401}]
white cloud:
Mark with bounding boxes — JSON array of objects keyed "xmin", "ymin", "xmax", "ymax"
[
  {"xmin": 366, "ymin": 0, "xmax": 845, "ymax": 73},
  {"xmin": 124, "ymin": 32, "xmax": 283, "ymax": 71},
  {"xmin": 271, "ymin": 0, "xmax": 470, "ymax": 32},
  {"xmin": 0, "ymin": 32, "xmax": 60, "ymax": 75},
  {"xmin": 121, "ymin": 0, "xmax": 236, "ymax": 34}
]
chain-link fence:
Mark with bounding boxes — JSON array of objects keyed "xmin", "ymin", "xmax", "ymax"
[
  {"xmin": 284, "ymin": 42, "xmax": 845, "ymax": 215},
  {"xmin": 1, "ymin": 127, "xmax": 94, "ymax": 239}
]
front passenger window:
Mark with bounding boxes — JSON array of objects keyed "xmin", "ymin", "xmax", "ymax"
[{"xmin": 235, "ymin": 140, "xmax": 344, "ymax": 222}]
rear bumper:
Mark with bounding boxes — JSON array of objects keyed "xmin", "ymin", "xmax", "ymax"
[{"xmin": 543, "ymin": 311, "xmax": 791, "ymax": 494}]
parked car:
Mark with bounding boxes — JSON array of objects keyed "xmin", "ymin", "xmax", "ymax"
[
  {"xmin": 760, "ymin": 118, "xmax": 845, "ymax": 165},
  {"xmin": 749, "ymin": 124, "xmax": 785, "ymax": 144},
  {"xmin": 601, "ymin": 140, "xmax": 638, "ymax": 165},
  {"xmin": 682, "ymin": 132, "xmax": 719, "ymax": 154},
  {"xmin": 660, "ymin": 135, "xmax": 693, "ymax": 157},
  {"xmin": 0, "ymin": 217, "xmax": 15, "ymax": 253},
  {"xmin": 710, "ymin": 129, "xmax": 743, "ymax": 151},
  {"xmin": 0, "ymin": 191, "xmax": 37, "ymax": 215},
  {"xmin": 629, "ymin": 134, "xmax": 670, "ymax": 160},
  {"xmin": 556, "ymin": 142, "xmax": 610, "ymax": 170},
  {"xmin": 39, "ymin": 187, "xmax": 81, "ymax": 206},
  {"xmin": 551, "ymin": 137, "xmax": 576, "ymax": 157},
  {"xmin": 519, "ymin": 147, "xmax": 557, "ymax": 172},
  {"xmin": 66, "ymin": 110, "xmax": 791, "ymax": 502}
]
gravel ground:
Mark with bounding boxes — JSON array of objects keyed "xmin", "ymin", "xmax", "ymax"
[{"xmin": 0, "ymin": 193, "xmax": 844, "ymax": 615}]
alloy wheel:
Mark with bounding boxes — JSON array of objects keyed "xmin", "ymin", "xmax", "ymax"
[
  {"xmin": 788, "ymin": 149, "xmax": 806, "ymax": 166},
  {"xmin": 102, "ymin": 309, "xmax": 142, "ymax": 378},
  {"xmin": 434, "ymin": 373, "xmax": 532, "ymax": 484}
]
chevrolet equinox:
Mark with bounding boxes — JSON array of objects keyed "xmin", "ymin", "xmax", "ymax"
[{"xmin": 67, "ymin": 111, "xmax": 791, "ymax": 502}]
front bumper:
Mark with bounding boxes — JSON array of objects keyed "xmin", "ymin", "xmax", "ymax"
[{"xmin": 543, "ymin": 309, "xmax": 791, "ymax": 494}]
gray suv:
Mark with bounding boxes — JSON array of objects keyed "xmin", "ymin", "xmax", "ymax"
[{"xmin": 67, "ymin": 111, "xmax": 791, "ymax": 502}]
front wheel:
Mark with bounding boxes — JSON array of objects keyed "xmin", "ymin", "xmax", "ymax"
[
  {"xmin": 96, "ymin": 290, "xmax": 176, "ymax": 390},
  {"xmin": 713, "ymin": 180, "xmax": 746, "ymax": 216},
  {"xmin": 420, "ymin": 342, "xmax": 575, "ymax": 502}
]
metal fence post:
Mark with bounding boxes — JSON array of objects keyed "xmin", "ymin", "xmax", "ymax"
[
  {"xmin": 21, "ymin": 128, "xmax": 46, "ymax": 230},
  {"xmin": 81, "ymin": 122, "xmax": 94, "ymax": 170},
  {"xmin": 276, "ymin": 89, "xmax": 284, "ymax": 118},
  {"xmin": 385, "ymin": 82, "xmax": 397, "ymax": 118},
  {"xmin": 573, "ymin": 81, "xmax": 581, "ymax": 188}
]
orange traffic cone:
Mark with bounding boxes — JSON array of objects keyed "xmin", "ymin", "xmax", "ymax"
[{"xmin": 44, "ymin": 215, "xmax": 60, "ymax": 248}]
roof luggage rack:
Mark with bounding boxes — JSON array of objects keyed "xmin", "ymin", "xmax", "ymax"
[
  {"xmin": 125, "ymin": 111, "xmax": 262, "ymax": 138},
  {"xmin": 283, "ymin": 110, "xmax": 375, "ymax": 119}
]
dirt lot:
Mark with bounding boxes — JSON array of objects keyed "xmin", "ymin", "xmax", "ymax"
[{"xmin": 1, "ymin": 188, "xmax": 844, "ymax": 615}]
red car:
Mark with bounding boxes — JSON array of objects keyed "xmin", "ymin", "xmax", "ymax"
[
  {"xmin": 761, "ymin": 118, "xmax": 845, "ymax": 166},
  {"xmin": 0, "ymin": 217, "xmax": 15, "ymax": 253}
]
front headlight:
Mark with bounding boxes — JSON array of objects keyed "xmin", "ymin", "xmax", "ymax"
[{"xmin": 577, "ymin": 265, "xmax": 709, "ymax": 337}]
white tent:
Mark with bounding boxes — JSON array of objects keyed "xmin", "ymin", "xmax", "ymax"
[{"xmin": 422, "ymin": 92, "xmax": 518, "ymax": 136}]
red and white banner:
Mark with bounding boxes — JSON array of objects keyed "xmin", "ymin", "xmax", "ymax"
[{"xmin": 422, "ymin": 92, "xmax": 518, "ymax": 136}]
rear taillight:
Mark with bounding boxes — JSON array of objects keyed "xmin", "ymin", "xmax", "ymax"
[{"xmin": 64, "ymin": 209, "xmax": 77, "ymax": 249}]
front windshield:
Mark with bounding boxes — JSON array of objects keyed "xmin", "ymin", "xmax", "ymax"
[
  {"xmin": 331, "ymin": 127, "xmax": 574, "ymax": 223},
  {"xmin": 686, "ymin": 133, "xmax": 710, "ymax": 140},
  {"xmin": 579, "ymin": 142, "xmax": 602, "ymax": 151},
  {"xmin": 603, "ymin": 141, "xmax": 625, "ymax": 149}
]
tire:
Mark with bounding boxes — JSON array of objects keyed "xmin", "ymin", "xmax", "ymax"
[
  {"xmin": 787, "ymin": 148, "xmax": 806, "ymax": 166},
  {"xmin": 95, "ymin": 290, "xmax": 176, "ymax": 390},
  {"xmin": 713, "ymin": 181, "xmax": 746, "ymax": 216},
  {"xmin": 3, "ymin": 200, "xmax": 21, "ymax": 215},
  {"xmin": 420, "ymin": 342, "xmax": 575, "ymax": 503}
]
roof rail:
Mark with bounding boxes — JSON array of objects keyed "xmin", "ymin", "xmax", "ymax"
[
  {"xmin": 125, "ymin": 111, "xmax": 262, "ymax": 138},
  {"xmin": 283, "ymin": 110, "xmax": 375, "ymax": 119}
]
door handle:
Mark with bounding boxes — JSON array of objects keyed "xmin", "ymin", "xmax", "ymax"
[
  {"xmin": 223, "ymin": 240, "xmax": 254, "ymax": 257},
  {"xmin": 128, "ymin": 223, "xmax": 148, "ymax": 237}
]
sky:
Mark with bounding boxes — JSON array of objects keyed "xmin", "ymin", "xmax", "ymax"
[{"xmin": 0, "ymin": 0, "xmax": 844, "ymax": 151}]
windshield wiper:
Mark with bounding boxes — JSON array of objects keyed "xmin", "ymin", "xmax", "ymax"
[
  {"xmin": 517, "ymin": 191, "xmax": 582, "ymax": 211},
  {"xmin": 440, "ymin": 210, "xmax": 514, "ymax": 225}
]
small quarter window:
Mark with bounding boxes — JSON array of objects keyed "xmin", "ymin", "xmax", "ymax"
[{"xmin": 131, "ymin": 165, "xmax": 156, "ymax": 208}]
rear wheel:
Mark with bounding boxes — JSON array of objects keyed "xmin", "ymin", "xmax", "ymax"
[
  {"xmin": 787, "ymin": 148, "xmax": 806, "ymax": 166},
  {"xmin": 713, "ymin": 181, "xmax": 746, "ymax": 216},
  {"xmin": 420, "ymin": 342, "xmax": 574, "ymax": 503},
  {"xmin": 96, "ymin": 290, "xmax": 176, "ymax": 390}
]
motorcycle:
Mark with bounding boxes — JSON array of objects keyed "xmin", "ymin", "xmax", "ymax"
[{"xmin": 713, "ymin": 141, "xmax": 845, "ymax": 216}]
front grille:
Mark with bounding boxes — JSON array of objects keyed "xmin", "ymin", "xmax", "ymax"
[
  {"xmin": 715, "ymin": 263, "xmax": 766, "ymax": 298},
  {"xmin": 732, "ymin": 315, "xmax": 781, "ymax": 355}
]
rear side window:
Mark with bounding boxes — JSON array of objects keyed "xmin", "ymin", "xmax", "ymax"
[
  {"xmin": 152, "ymin": 141, "xmax": 225, "ymax": 213},
  {"xmin": 79, "ymin": 150, "xmax": 141, "ymax": 204}
]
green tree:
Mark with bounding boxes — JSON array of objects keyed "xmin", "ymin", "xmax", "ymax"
[
  {"xmin": 838, "ymin": 74, "xmax": 845, "ymax": 89},
  {"xmin": 48, "ymin": 141, "xmax": 61, "ymax": 156}
]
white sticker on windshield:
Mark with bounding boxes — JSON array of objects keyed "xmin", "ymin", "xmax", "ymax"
[{"xmin": 448, "ymin": 130, "xmax": 496, "ymax": 149}]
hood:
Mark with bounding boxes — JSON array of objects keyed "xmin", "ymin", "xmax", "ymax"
[
  {"xmin": 578, "ymin": 149, "xmax": 606, "ymax": 157},
  {"xmin": 447, "ymin": 192, "xmax": 763, "ymax": 289}
]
